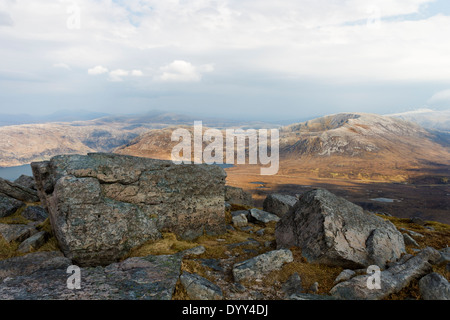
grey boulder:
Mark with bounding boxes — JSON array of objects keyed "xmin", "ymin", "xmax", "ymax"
[
  {"xmin": 276, "ymin": 189, "xmax": 405, "ymax": 268},
  {"xmin": 31, "ymin": 153, "xmax": 227, "ymax": 266},
  {"xmin": 0, "ymin": 194, "xmax": 24, "ymax": 218}
]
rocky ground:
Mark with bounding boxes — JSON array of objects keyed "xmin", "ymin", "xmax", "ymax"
[{"xmin": 0, "ymin": 154, "xmax": 449, "ymax": 300}]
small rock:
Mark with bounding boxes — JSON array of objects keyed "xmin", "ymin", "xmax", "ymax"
[
  {"xmin": 240, "ymin": 226, "xmax": 253, "ymax": 232},
  {"xmin": 232, "ymin": 214, "xmax": 248, "ymax": 228},
  {"xmin": 248, "ymin": 208, "xmax": 280, "ymax": 224},
  {"xmin": 419, "ymin": 272, "xmax": 450, "ymax": 300},
  {"xmin": 410, "ymin": 217, "xmax": 426, "ymax": 226},
  {"xmin": 282, "ymin": 273, "xmax": 303, "ymax": 297},
  {"xmin": 0, "ymin": 223, "xmax": 37, "ymax": 243},
  {"xmin": 310, "ymin": 282, "xmax": 319, "ymax": 293},
  {"xmin": 334, "ymin": 269, "xmax": 356, "ymax": 284},
  {"xmin": 18, "ymin": 231, "xmax": 47, "ymax": 253},
  {"xmin": 425, "ymin": 226, "xmax": 435, "ymax": 231},
  {"xmin": 403, "ymin": 233, "xmax": 419, "ymax": 247},
  {"xmin": 181, "ymin": 245, "xmax": 206, "ymax": 256},
  {"xmin": 255, "ymin": 229, "xmax": 265, "ymax": 236},
  {"xmin": 197, "ymin": 259, "xmax": 224, "ymax": 272},
  {"xmin": 226, "ymin": 225, "xmax": 236, "ymax": 232},
  {"xmin": 264, "ymin": 240, "xmax": 274, "ymax": 248},
  {"xmin": 232, "ymin": 249, "xmax": 293, "ymax": 282},
  {"xmin": 180, "ymin": 272, "xmax": 223, "ymax": 300},
  {"xmin": 21, "ymin": 206, "xmax": 48, "ymax": 222},
  {"xmin": 0, "ymin": 194, "xmax": 24, "ymax": 218}
]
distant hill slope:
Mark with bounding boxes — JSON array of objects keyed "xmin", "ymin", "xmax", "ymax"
[
  {"xmin": 115, "ymin": 113, "xmax": 450, "ymax": 182},
  {"xmin": 0, "ymin": 112, "xmax": 278, "ymax": 168}
]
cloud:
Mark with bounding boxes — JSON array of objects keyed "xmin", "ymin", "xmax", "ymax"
[
  {"xmin": 428, "ymin": 89, "xmax": 450, "ymax": 104},
  {"xmin": 157, "ymin": 60, "xmax": 213, "ymax": 82},
  {"xmin": 109, "ymin": 69, "xmax": 129, "ymax": 82},
  {"xmin": 88, "ymin": 65, "xmax": 109, "ymax": 75},
  {"xmin": 0, "ymin": 11, "xmax": 13, "ymax": 27},
  {"xmin": 131, "ymin": 69, "xmax": 143, "ymax": 76},
  {"xmin": 53, "ymin": 63, "xmax": 71, "ymax": 70}
]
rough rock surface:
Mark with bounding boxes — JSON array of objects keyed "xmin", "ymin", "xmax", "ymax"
[
  {"xmin": 14, "ymin": 175, "xmax": 36, "ymax": 191},
  {"xmin": 17, "ymin": 231, "xmax": 47, "ymax": 253},
  {"xmin": 0, "ymin": 177, "xmax": 39, "ymax": 203},
  {"xmin": 263, "ymin": 194, "xmax": 298, "ymax": 217},
  {"xmin": 330, "ymin": 247, "xmax": 441, "ymax": 300},
  {"xmin": 249, "ymin": 209, "xmax": 280, "ymax": 224},
  {"xmin": 0, "ymin": 251, "xmax": 71, "ymax": 281},
  {"xmin": 180, "ymin": 272, "xmax": 223, "ymax": 300},
  {"xmin": 233, "ymin": 249, "xmax": 293, "ymax": 282},
  {"xmin": 225, "ymin": 186, "xmax": 254, "ymax": 207},
  {"xmin": 21, "ymin": 205, "xmax": 48, "ymax": 222},
  {"xmin": 31, "ymin": 153, "xmax": 226, "ymax": 266},
  {"xmin": 419, "ymin": 272, "xmax": 450, "ymax": 300},
  {"xmin": 232, "ymin": 214, "xmax": 248, "ymax": 228},
  {"xmin": 0, "ymin": 194, "xmax": 24, "ymax": 218},
  {"xmin": 0, "ymin": 252, "xmax": 183, "ymax": 300},
  {"xmin": 334, "ymin": 269, "xmax": 356, "ymax": 284},
  {"xmin": 403, "ymin": 233, "xmax": 419, "ymax": 247},
  {"xmin": 282, "ymin": 272, "xmax": 303, "ymax": 297},
  {"xmin": 0, "ymin": 223, "xmax": 37, "ymax": 243},
  {"xmin": 276, "ymin": 189, "xmax": 405, "ymax": 268}
]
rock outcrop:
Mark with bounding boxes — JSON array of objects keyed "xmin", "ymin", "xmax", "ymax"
[
  {"xmin": 0, "ymin": 177, "xmax": 39, "ymax": 203},
  {"xmin": 330, "ymin": 247, "xmax": 441, "ymax": 300},
  {"xmin": 0, "ymin": 252, "xmax": 183, "ymax": 300},
  {"xmin": 14, "ymin": 175, "xmax": 36, "ymax": 191},
  {"xmin": 263, "ymin": 194, "xmax": 298, "ymax": 217},
  {"xmin": 31, "ymin": 153, "xmax": 227, "ymax": 266},
  {"xmin": 276, "ymin": 189, "xmax": 405, "ymax": 268}
]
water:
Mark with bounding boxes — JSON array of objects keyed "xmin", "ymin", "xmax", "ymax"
[
  {"xmin": 370, "ymin": 197, "xmax": 397, "ymax": 203},
  {"xmin": 0, "ymin": 164, "xmax": 32, "ymax": 181}
]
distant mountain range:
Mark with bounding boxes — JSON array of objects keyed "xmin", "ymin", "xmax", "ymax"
[{"xmin": 114, "ymin": 112, "xmax": 450, "ymax": 182}]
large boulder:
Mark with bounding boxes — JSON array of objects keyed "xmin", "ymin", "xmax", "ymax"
[
  {"xmin": 276, "ymin": 189, "xmax": 405, "ymax": 268},
  {"xmin": 0, "ymin": 177, "xmax": 39, "ymax": 203},
  {"xmin": 263, "ymin": 194, "xmax": 298, "ymax": 217},
  {"xmin": 225, "ymin": 186, "xmax": 254, "ymax": 207},
  {"xmin": 330, "ymin": 247, "xmax": 441, "ymax": 300},
  {"xmin": 31, "ymin": 153, "xmax": 227, "ymax": 266}
]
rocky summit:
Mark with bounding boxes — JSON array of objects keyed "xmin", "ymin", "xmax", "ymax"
[
  {"xmin": 31, "ymin": 153, "xmax": 227, "ymax": 266},
  {"xmin": 276, "ymin": 189, "xmax": 406, "ymax": 268}
]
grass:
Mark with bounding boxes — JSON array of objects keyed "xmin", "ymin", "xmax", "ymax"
[{"xmin": 0, "ymin": 206, "xmax": 60, "ymax": 261}]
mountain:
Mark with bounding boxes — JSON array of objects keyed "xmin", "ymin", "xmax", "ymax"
[
  {"xmin": 115, "ymin": 112, "xmax": 450, "ymax": 181},
  {"xmin": 388, "ymin": 109, "xmax": 450, "ymax": 133},
  {"xmin": 0, "ymin": 111, "xmax": 278, "ymax": 168}
]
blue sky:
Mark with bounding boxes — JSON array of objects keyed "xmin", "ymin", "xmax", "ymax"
[{"xmin": 1, "ymin": 0, "xmax": 450, "ymax": 121}]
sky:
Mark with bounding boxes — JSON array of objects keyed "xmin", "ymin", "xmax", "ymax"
[{"xmin": 1, "ymin": 0, "xmax": 450, "ymax": 121}]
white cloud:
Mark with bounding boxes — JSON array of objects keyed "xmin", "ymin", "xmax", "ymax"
[
  {"xmin": 88, "ymin": 65, "xmax": 109, "ymax": 75},
  {"xmin": 157, "ymin": 60, "xmax": 213, "ymax": 82},
  {"xmin": 53, "ymin": 63, "xmax": 71, "ymax": 70},
  {"xmin": 109, "ymin": 69, "xmax": 129, "ymax": 82},
  {"xmin": 428, "ymin": 89, "xmax": 450, "ymax": 104},
  {"xmin": 131, "ymin": 69, "xmax": 143, "ymax": 76}
]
